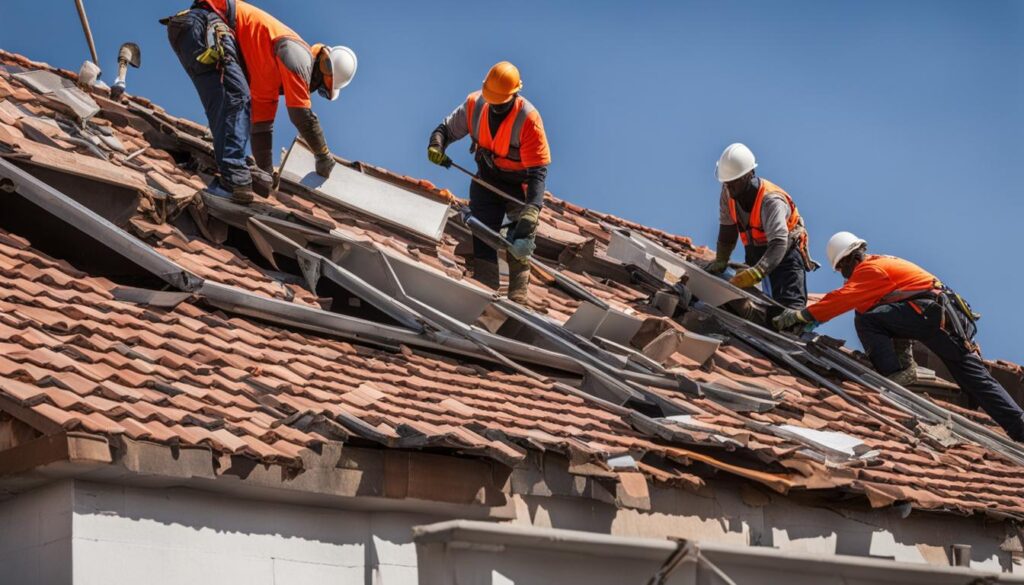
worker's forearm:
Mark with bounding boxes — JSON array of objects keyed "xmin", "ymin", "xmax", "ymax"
[
  {"xmin": 524, "ymin": 165, "xmax": 548, "ymax": 208},
  {"xmin": 429, "ymin": 126, "xmax": 448, "ymax": 151},
  {"xmin": 288, "ymin": 107, "xmax": 329, "ymax": 156},
  {"xmin": 716, "ymin": 224, "xmax": 738, "ymax": 259},
  {"xmin": 754, "ymin": 237, "xmax": 787, "ymax": 274},
  {"xmin": 251, "ymin": 121, "xmax": 274, "ymax": 174}
]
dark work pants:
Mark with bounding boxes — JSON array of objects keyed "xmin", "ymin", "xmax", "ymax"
[
  {"xmin": 167, "ymin": 9, "xmax": 252, "ymax": 188},
  {"xmin": 468, "ymin": 168, "xmax": 526, "ymax": 263},
  {"xmin": 855, "ymin": 299, "xmax": 1024, "ymax": 440},
  {"xmin": 745, "ymin": 243, "xmax": 808, "ymax": 312}
]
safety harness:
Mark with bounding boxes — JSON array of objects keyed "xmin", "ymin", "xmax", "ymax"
[
  {"xmin": 161, "ymin": 1, "xmax": 238, "ymax": 69},
  {"xmin": 468, "ymin": 94, "xmax": 535, "ymax": 169},
  {"xmin": 879, "ymin": 281, "xmax": 981, "ymax": 353}
]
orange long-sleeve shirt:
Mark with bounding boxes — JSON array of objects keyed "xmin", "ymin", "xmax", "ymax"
[
  {"xmin": 205, "ymin": 0, "xmax": 313, "ymax": 123},
  {"xmin": 807, "ymin": 255, "xmax": 939, "ymax": 323}
]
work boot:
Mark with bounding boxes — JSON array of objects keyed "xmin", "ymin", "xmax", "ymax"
[
  {"xmin": 894, "ymin": 338, "xmax": 917, "ymax": 371},
  {"xmin": 471, "ymin": 258, "xmax": 500, "ymax": 291},
  {"xmin": 507, "ymin": 259, "xmax": 530, "ymax": 305},
  {"xmin": 886, "ymin": 365, "xmax": 919, "ymax": 387},
  {"xmin": 230, "ymin": 183, "xmax": 255, "ymax": 205}
]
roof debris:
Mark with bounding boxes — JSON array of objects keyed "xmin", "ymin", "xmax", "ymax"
[{"xmin": 1, "ymin": 49, "xmax": 1024, "ymax": 523}]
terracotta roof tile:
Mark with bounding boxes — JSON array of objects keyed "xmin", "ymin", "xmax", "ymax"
[{"xmin": 3, "ymin": 48, "xmax": 1024, "ymax": 521}]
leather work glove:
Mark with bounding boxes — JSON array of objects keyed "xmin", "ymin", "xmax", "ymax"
[
  {"xmin": 705, "ymin": 258, "xmax": 729, "ymax": 275},
  {"xmin": 507, "ymin": 205, "xmax": 540, "ymax": 261},
  {"xmin": 507, "ymin": 237, "xmax": 536, "ymax": 261},
  {"xmin": 730, "ymin": 267, "xmax": 764, "ymax": 289},
  {"xmin": 772, "ymin": 308, "xmax": 812, "ymax": 331},
  {"xmin": 428, "ymin": 146, "xmax": 452, "ymax": 168},
  {"xmin": 314, "ymin": 152, "xmax": 336, "ymax": 178}
]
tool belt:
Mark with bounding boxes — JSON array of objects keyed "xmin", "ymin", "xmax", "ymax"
[
  {"xmin": 161, "ymin": 6, "xmax": 236, "ymax": 68},
  {"xmin": 885, "ymin": 285, "xmax": 981, "ymax": 353},
  {"xmin": 793, "ymin": 230, "xmax": 820, "ymax": 272},
  {"xmin": 937, "ymin": 285, "xmax": 981, "ymax": 353}
]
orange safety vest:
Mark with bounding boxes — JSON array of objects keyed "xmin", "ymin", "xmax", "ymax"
[
  {"xmin": 465, "ymin": 91, "xmax": 550, "ymax": 172},
  {"xmin": 807, "ymin": 255, "xmax": 941, "ymax": 323},
  {"xmin": 727, "ymin": 178, "xmax": 802, "ymax": 247},
  {"xmin": 203, "ymin": 0, "xmax": 312, "ymax": 123}
]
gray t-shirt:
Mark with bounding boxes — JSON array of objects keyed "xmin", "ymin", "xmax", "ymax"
[{"xmin": 718, "ymin": 186, "xmax": 793, "ymax": 245}]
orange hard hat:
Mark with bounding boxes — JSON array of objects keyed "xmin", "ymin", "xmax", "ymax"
[{"xmin": 481, "ymin": 61, "xmax": 522, "ymax": 104}]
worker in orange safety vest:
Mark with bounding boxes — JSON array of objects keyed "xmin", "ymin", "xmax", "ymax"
[
  {"xmin": 706, "ymin": 143, "xmax": 819, "ymax": 314},
  {"xmin": 427, "ymin": 62, "xmax": 551, "ymax": 305},
  {"xmin": 201, "ymin": 0, "xmax": 357, "ymax": 180},
  {"xmin": 774, "ymin": 232, "xmax": 1024, "ymax": 442}
]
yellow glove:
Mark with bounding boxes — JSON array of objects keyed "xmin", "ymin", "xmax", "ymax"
[
  {"xmin": 730, "ymin": 267, "xmax": 764, "ymax": 289},
  {"xmin": 427, "ymin": 146, "xmax": 452, "ymax": 168},
  {"xmin": 196, "ymin": 23, "xmax": 231, "ymax": 65}
]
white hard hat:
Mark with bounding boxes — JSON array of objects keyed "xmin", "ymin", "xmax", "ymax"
[
  {"xmin": 826, "ymin": 231, "xmax": 867, "ymax": 271},
  {"xmin": 318, "ymin": 45, "xmax": 358, "ymax": 101},
  {"xmin": 716, "ymin": 143, "xmax": 757, "ymax": 183}
]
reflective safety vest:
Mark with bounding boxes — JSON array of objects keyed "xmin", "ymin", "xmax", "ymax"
[
  {"xmin": 807, "ymin": 255, "xmax": 941, "ymax": 323},
  {"xmin": 465, "ymin": 91, "xmax": 549, "ymax": 172},
  {"xmin": 727, "ymin": 179, "xmax": 802, "ymax": 247},
  {"xmin": 202, "ymin": 0, "xmax": 313, "ymax": 123},
  {"xmin": 872, "ymin": 256, "xmax": 942, "ymax": 306}
]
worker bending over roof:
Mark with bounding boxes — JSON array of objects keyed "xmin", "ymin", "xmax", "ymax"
[
  {"xmin": 181, "ymin": 1, "xmax": 357, "ymax": 189},
  {"xmin": 707, "ymin": 144, "xmax": 819, "ymax": 316},
  {"xmin": 774, "ymin": 232, "xmax": 1024, "ymax": 442},
  {"xmin": 427, "ymin": 62, "xmax": 551, "ymax": 305},
  {"xmin": 164, "ymin": 3, "xmax": 253, "ymax": 203}
]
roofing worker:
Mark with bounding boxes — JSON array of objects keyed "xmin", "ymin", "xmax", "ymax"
[
  {"xmin": 774, "ymin": 232, "xmax": 1024, "ymax": 442},
  {"xmin": 163, "ymin": 3, "xmax": 254, "ymax": 204},
  {"xmin": 427, "ymin": 62, "xmax": 551, "ymax": 304},
  {"xmin": 202, "ymin": 0, "xmax": 358, "ymax": 180},
  {"xmin": 706, "ymin": 144, "xmax": 819, "ymax": 313}
]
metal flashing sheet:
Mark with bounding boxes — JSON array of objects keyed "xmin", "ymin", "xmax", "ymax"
[
  {"xmin": 776, "ymin": 424, "xmax": 867, "ymax": 458},
  {"xmin": 564, "ymin": 301, "xmax": 644, "ymax": 345},
  {"xmin": 607, "ymin": 230, "xmax": 746, "ymax": 307},
  {"xmin": 13, "ymin": 70, "xmax": 100, "ymax": 121},
  {"xmin": 280, "ymin": 139, "xmax": 450, "ymax": 241}
]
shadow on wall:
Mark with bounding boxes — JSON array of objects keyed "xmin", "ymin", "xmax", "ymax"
[
  {"xmin": 70, "ymin": 480, "xmax": 444, "ymax": 583},
  {"xmin": 517, "ymin": 477, "xmax": 1013, "ymax": 573}
]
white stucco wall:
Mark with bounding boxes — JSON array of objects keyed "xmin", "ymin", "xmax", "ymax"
[
  {"xmin": 70, "ymin": 481, "xmax": 432, "ymax": 585},
  {"xmin": 0, "ymin": 481, "xmax": 74, "ymax": 585},
  {"xmin": 0, "ymin": 477, "xmax": 1018, "ymax": 584},
  {"xmin": 0, "ymin": 480, "xmax": 437, "ymax": 585}
]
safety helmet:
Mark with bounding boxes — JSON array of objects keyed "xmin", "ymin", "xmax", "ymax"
[
  {"xmin": 482, "ymin": 61, "xmax": 522, "ymax": 104},
  {"xmin": 314, "ymin": 45, "xmax": 358, "ymax": 101},
  {"xmin": 716, "ymin": 143, "xmax": 757, "ymax": 183},
  {"xmin": 826, "ymin": 231, "xmax": 867, "ymax": 271}
]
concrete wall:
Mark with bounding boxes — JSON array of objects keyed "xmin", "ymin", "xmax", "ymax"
[
  {"xmin": 414, "ymin": 521, "xmax": 1023, "ymax": 585},
  {"xmin": 0, "ymin": 481, "xmax": 74, "ymax": 585},
  {"xmin": 0, "ymin": 476, "xmax": 1018, "ymax": 584},
  {"xmin": 508, "ymin": 481, "xmax": 1018, "ymax": 573},
  {"xmin": 70, "ymin": 480, "xmax": 440, "ymax": 585},
  {"xmin": 0, "ymin": 480, "xmax": 444, "ymax": 585}
]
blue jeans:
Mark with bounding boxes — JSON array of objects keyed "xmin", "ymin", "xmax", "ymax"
[
  {"xmin": 746, "ymin": 243, "xmax": 808, "ymax": 316},
  {"xmin": 166, "ymin": 9, "xmax": 251, "ymax": 188},
  {"xmin": 855, "ymin": 299, "xmax": 1024, "ymax": 440}
]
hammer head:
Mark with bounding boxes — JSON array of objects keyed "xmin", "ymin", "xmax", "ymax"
[{"xmin": 118, "ymin": 42, "xmax": 142, "ymax": 68}]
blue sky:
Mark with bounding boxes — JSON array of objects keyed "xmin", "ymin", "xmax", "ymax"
[{"xmin": 1, "ymin": 1, "xmax": 1020, "ymax": 361}]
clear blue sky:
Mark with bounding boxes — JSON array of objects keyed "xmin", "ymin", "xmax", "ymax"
[{"xmin": 2, "ymin": 1, "xmax": 1020, "ymax": 362}]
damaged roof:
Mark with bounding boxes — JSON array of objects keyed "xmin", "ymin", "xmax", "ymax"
[{"xmin": 2, "ymin": 48, "xmax": 1024, "ymax": 520}]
